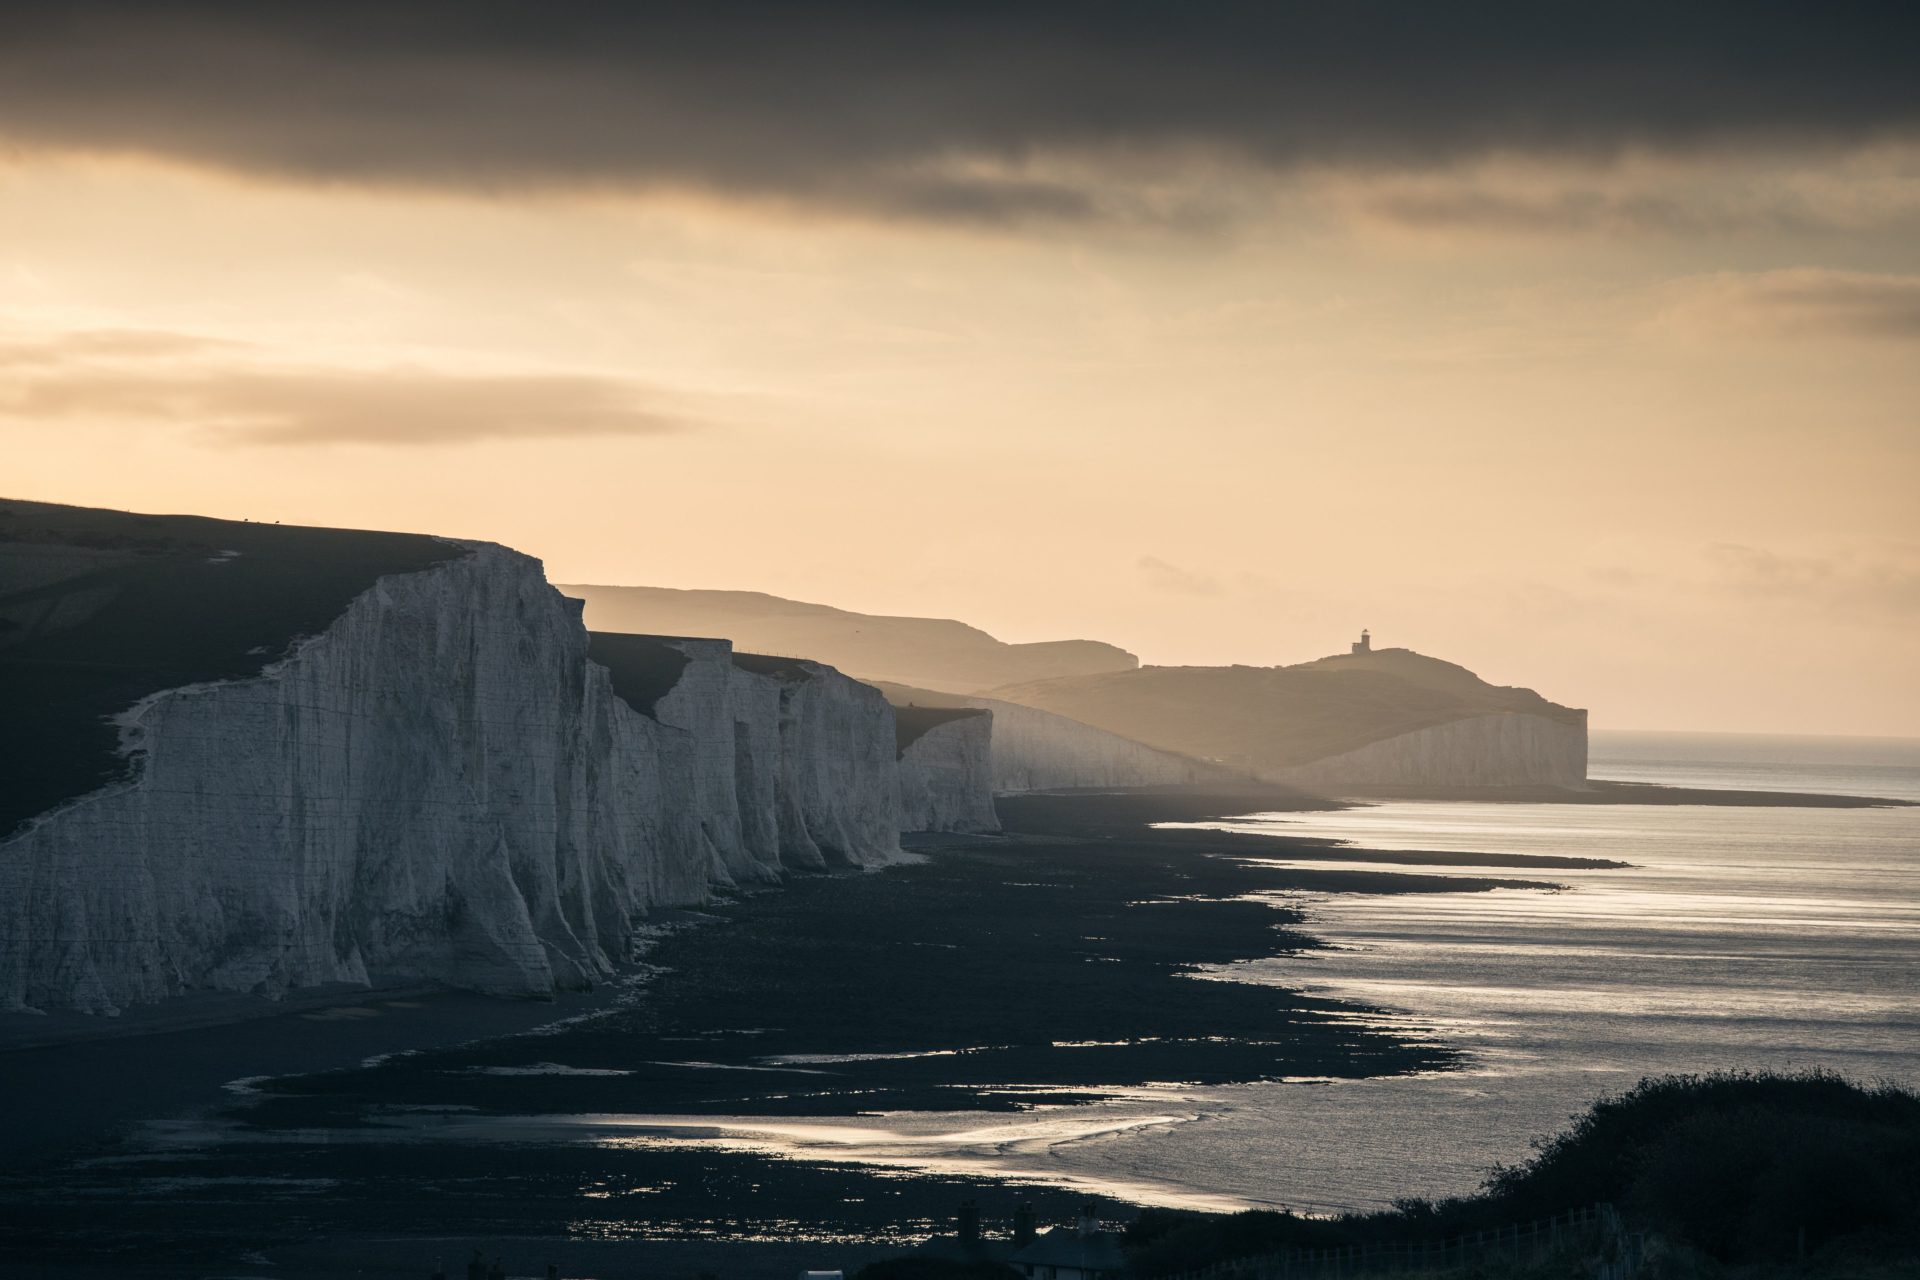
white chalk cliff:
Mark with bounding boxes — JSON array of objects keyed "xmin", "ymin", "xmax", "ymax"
[
  {"xmin": 1267, "ymin": 711, "xmax": 1588, "ymax": 791},
  {"xmin": 874, "ymin": 683, "xmax": 1240, "ymax": 794},
  {"xmin": 594, "ymin": 635, "xmax": 905, "ymax": 880},
  {"xmin": 0, "ymin": 540, "xmax": 922, "ymax": 1015},
  {"xmin": 895, "ymin": 708, "xmax": 1000, "ymax": 833}
]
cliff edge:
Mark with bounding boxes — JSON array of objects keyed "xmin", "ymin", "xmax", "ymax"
[
  {"xmin": 0, "ymin": 500, "xmax": 930, "ymax": 1015},
  {"xmin": 894, "ymin": 706, "xmax": 1000, "ymax": 833}
]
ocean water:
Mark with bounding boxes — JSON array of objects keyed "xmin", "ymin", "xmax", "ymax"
[
  {"xmin": 1031, "ymin": 731, "xmax": 1920, "ymax": 1211},
  {"xmin": 1589, "ymin": 730, "xmax": 1920, "ymax": 804}
]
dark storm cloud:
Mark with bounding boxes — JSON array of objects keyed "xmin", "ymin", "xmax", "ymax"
[
  {"xmin": 1, "ymin": 2, "xmax": 1916, "ymax": 221},
  {"xmin": 0, "ymin": 334, "xmax": 694, "ymax": 444}
]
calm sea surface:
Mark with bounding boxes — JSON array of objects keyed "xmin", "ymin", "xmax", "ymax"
[{"xmin": 1043, "ymin": 731, "xmax": 1920, "ymax": 1211}]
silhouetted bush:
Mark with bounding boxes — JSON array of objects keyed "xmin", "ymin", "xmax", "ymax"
[
  {"xmin": 1121, "ymin": 1207, "xmax": 1210, "ymax": 1250},
  {"xmin": 1482, "ymin": 1069, "xmax": 1920, "ymax": 1260},
  {"xmin": 1123, "ymin": 1071, "xmax": 1920, "ymax": 1275},
  {"xmin": 852, "ymin": 1259, "xmax": 1022, "ymax": 1280},
  {"xmin": 860, "ymin": 1258, "xmax": 1036, "ymax": 1280},
  {"xmin": 1127, "ymin": 1210, "xmax": 1358, "ymax": 1277}
]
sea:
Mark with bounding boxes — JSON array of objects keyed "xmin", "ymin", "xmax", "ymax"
[
  {"xmin": 591, "ymin": 731, "xmax": 1920, "ymax": 1215},
  {"xmin": 1017, "ymin": 730, "xmax": 1920, "ymax": 1211}
]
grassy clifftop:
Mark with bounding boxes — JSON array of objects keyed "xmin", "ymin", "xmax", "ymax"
[
  {"xmin": 0, "ymin": 498, "xmax": 458, "ymax": 838},
  {"xmin": 985, "ymin": 647, "xmax": 1585, "ymax": 771}
]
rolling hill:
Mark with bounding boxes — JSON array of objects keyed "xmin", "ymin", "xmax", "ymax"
[{"xmin": 560, "ymin": 584, "xmax": 1138, "ymax": 694}]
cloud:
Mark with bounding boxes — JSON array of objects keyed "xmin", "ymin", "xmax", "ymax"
[
  {"xmin": 1137, "ymin": 556, "xmax": 1222, "ymax": 597},
  {"xmin": 1307, "ymin": 144, "xmax": 1920, "ymax": 242},
  {"xmin": 1, "ymin": 3, "xmax": 1916, "ymax": 223},
  {"xmin": 1656, "ymin": 269, "xmax": 1920, "ymax": 340},
  {"xmin": 1704, "ymin": 543, "xmax": 1920, "ymax": 618},
  {"xmin": 0, "ymin": 330, "xmax": 696, "ymax": 445},
  {"xmin": 0, "ymin": 328, "xmax": 244, "ymax": 368}
]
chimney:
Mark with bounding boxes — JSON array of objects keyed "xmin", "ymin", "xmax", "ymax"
[
  {"xmin": 1077, "ymin": 1204, "xmax": 1100, "ymax": 1238},
  {"xmin": 1013, "ymin": 1203, "xmax": 1037, "ymax": 1247},
  {"xmin": 958, "ymin": 1200, "xmax": 981, "ymax": 1245}
]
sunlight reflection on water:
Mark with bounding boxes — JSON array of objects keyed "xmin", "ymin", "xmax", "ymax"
[{"xmin": 1092, "ymin": 771, "xmax": 1920, "ymax": 1211}]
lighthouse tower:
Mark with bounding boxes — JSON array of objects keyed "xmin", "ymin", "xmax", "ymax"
[{"xmin": 1351, "ymin": 629, "xmax": 1371, "ymax": 655}]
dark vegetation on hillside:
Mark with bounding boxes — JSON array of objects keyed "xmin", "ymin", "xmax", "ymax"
[
  {"xmin": 854, "ymin": 1260, "xmax": 1022, "ymax": 1280},
  {"xmin": 1125, "ymin": 1072, "xmax": 1920, "ymax": 1275},
  {"xmin": 894, "ymin": 704, "xmax": 988, "ymax": 754},
  {"xmin": 0, "ymin": 498, "xmax": 457, "ymax": 838},
  {"xmin": 988, "ymin": 648, "xmax": 1584, "ymax": 772},
  {"xmin": 585, "ymin": 631, "xmax": 694, "ymax": 716},
  {"xmin": 730, "ymin": 650, "xmax": 817, "ymax": 680}
]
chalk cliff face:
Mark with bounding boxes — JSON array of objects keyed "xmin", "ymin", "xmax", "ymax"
[
  {"xmin": 0, "ymin": 543, "xmax": 722, "ymax": 1013},
  {"xmin": 0, "ymin": 520, "xmax": 913, "ymax": 1016},
  {"xmin": 895, "ymin": 708, "xmax": 1000, "ymax": 832},
  {"xmin": 875, "ymin": 683, "xmax": 1240, "ymax": 794},
  {"xmin": 969, "ymin": 698, "xmax": 1238, "ymax": 794},
  {"xmin": 732, "ymin": 653, "xmax": 905, "ymax": 870},
  {"xmin": 1268, "ymin": 711, "xmax": 1589, "ymax": 791},
  {"xmin": 590, "ymin": 633, "xmax": 777, "ymax": 885},
  {"xmin": 591, "ymin": 633, "xmax": 904, "ymax": 877}
]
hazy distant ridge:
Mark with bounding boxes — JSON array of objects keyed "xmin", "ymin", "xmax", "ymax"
[
  {"xmin": 561, "ymin": 584, "xmax": 1138, "ymax": 695},
  {"xmin": 988, "ymin": 647, "xmax": 1588, "ymax": 788},
  {"xmin": 563, "ymin": 586, "xmax": 1589, "ymax": 791}
]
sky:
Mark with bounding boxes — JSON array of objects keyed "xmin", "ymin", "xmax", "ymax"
[{"xmin": 2, "ymin": 2, "xmax": 1917, "ymax": 736}]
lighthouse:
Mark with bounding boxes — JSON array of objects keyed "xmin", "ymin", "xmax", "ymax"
[{"xmin": 1351, "ymin": 629, "xmax": 1371, "ymax": 655}]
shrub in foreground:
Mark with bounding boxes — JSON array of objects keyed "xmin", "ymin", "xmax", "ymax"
[{"xmin": 1129, "ymin": 1071, "xmax": 1920, "ymax": 1274}]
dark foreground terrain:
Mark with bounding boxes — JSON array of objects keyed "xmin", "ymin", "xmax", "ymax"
[
  {"xmin": 0, "ymin": 790, "xmax": 1586, "ymax": 1278},
  {"xmin": 1120, "ymin": 1070, "xmax": 1920, "ymax": 1280}
]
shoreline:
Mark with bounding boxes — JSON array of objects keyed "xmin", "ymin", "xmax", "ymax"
[
  {"xmin": 1326, "ymin": 778, "xmax": 1916, "ymax": 807},
  {"xmin": 0, "ymin": 771, "xmax": 1889, "ymax": 1120},
  {"xmin": 1, "ymin": 788, "xmax": 1542, "ymax": 1275},
  {"xmin": 2, "ymin": 774, "xmax": 1900, "ymax": 1060},
  {"xmin": 3, "ymin": 780, "xmax": 1909, "ymax": 1277}
]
